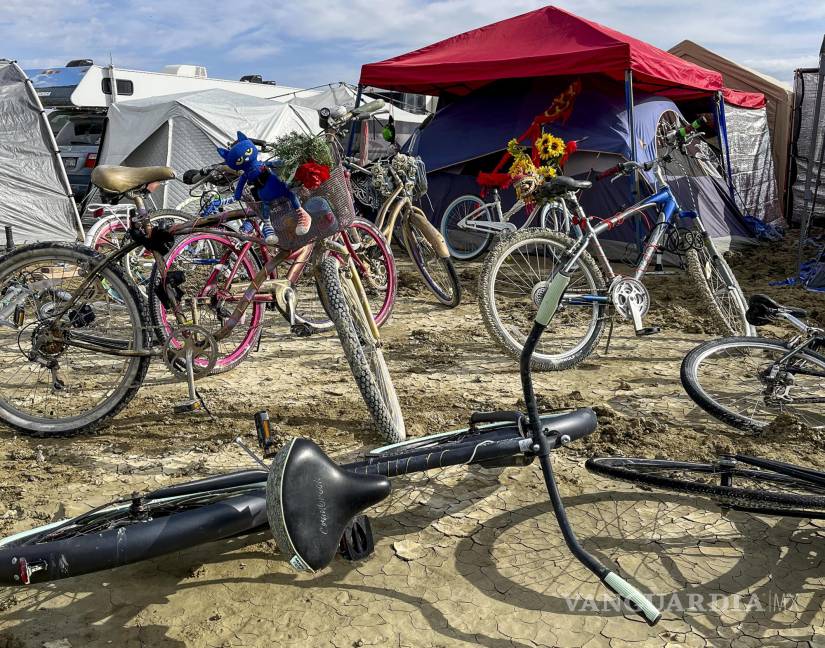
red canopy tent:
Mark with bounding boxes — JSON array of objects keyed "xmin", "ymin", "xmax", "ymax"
[{"xmin": 359, "ymin": 5, "xmax": 764, "ymax": 109}]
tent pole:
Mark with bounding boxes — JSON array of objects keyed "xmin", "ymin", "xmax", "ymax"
[
  {"xmin": 798, "ymin": 36, "xmax": 825, "ymax": 272},
  {"xmin": 625, "ymin": 70, "xmax": 641, "ymax": 253},
  {"xmin": 716, "ymin": 93, "xmax": 737, "ymax": 204},
  {"xmin": 346, "ymin": 84, "xmax": 364, "ymax": 156},
  {"xmin": 17, "ymin": 62, "xmax": 83, "ymax": 240}
]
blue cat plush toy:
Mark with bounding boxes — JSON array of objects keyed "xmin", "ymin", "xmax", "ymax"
[{"xmin": 217, "ymin": 131, "xmax": 311, "ymax": 243}]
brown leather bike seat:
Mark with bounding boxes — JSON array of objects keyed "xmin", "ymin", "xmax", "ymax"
[{"xmin": 91, "ymin": 165, "xmax": 176, "ymax": 194}]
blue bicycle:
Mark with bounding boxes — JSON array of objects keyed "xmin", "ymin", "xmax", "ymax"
[{"xmin": 479, "ymin": 131, "xmax": 751, "ymax": 370}]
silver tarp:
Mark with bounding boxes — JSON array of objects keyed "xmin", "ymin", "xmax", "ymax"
[
  {"xmin": 790, "ymin": 70, "xmax": 825, "ymax": 226},
  {"xmin": 0, "ymin": 61, "xmax": 80, "ymax": 243},
  {"xmin": 724, "ymin": 105, "xmax": 782, "ymax": 224}
]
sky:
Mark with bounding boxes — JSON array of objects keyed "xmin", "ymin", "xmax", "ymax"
[{"xmin": 2, "ymin": 0, "xmax": 823, "ymax": 90}]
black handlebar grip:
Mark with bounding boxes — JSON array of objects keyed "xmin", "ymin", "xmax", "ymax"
[{"xmin": 182, "ymin": 169, "xmax": 204, "ymax": 185}]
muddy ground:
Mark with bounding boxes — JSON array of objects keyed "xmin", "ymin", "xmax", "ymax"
[{"xmin": 1, "ymin": 235, "xmax": 824, "ymax": 647}]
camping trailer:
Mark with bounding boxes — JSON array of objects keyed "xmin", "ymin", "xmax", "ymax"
[{"xmin": 24, "ymin": 62, "xmax": 303, "ymax": 109}]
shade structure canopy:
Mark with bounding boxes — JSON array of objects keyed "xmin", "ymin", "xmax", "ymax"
[{"xmin": 359, "ymin": 5, "xmax": 763, "ymax": 108}]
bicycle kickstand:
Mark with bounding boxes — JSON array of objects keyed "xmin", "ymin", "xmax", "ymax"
[{"xmin": 173, "ymin": 349, "xmax": 215, "ymax": 419}]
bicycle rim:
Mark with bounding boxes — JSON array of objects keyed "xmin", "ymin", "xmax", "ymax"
[
  {"xmin": 345, "ymin": 219, "xmax": 397, "ymax": 327},
  {"xmin": 0, "ymin": 244, "xmax": 149, "ymax": 435},
  {"xmin": 441, "ymin": 196, "xmax": 493, "ymax": 260},
  {"xmin": 586, "ymin": 456, "xmax": 825, "ymax": 516},
  {"xmin": 682, "ymin": 337, "xmax": 825, "ymax": 431}
]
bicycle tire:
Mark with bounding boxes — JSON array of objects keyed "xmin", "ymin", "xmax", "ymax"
[
  {"xmin": 439, "ymin": 195, "xmax": 494, "ymax": 261},
  {"xmin": 346, "ymin": 218, "xmax": 397, "ymax": 328},
  {"xmin": 0, "ymin": 243, "xmax": 150, "ymax": 436},
  {"xmin": 586, "ymin": 456, "xmax": 825, "ymax": 517},
  {"xmin": 478, "ymin": 228, "xmax": 607, "ymax": 371},
  {"xmin": 681, "ymin": 336, "xmax": 825, "ymax": 432},
  {"xmin": 317, "ymin": 256, "xmax": 405, "ymax": 443},
  {"xmin": 0, "ymin": 472, "xmax": 268, "ymax": 585},
  {"xmin": 403, "ymin": 212, "xmax": 462, "ymax": 307},
  {"xmin": 685, "ymin": 229, "xmax": 749, "ymax": 336}
]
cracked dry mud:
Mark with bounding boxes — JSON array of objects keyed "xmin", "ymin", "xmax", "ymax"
[{"xmin": 1, "ymin": 237, "xmax": 824, "ymax": 647}]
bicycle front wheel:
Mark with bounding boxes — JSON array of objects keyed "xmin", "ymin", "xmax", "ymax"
[
  {"xmin": 681, "ymin": 337, "xmax": 825, "ymax": 432},
  {"xmin": 479, "ymin": 228, "xmax": 607, "ymax": 370},
  {"xmin": 403, "ymin": 209, "xmax": 461, "ymax": 307},
  {"xmin": 440, "ymin": 195, "xmax": 495, "ymax": 261},
  {"xmin": 586, "ymin": 456, "xmax": 825, "ymax": 517},
  {"xmin": 317, "ymin": 256, "xmax": 405, "ymax": 443},
  {"xmin": 0, "ymin": 471, "xmax": 267, "ymax": 585},
  {"xmin": 685, "ymin": 229, "xmax": 749, "ymax": 335},
  {"xmin": 0, "ymin": 243, "xmax": 150, "ymax": 436}
]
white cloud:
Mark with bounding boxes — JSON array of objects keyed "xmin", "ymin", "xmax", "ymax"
[{"xmin": 2, "ymin": 0, "xmax": 821, "ymax": 86}]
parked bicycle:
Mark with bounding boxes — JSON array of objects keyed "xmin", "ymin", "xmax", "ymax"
[
  {"xmin": 0, "ymin": 101, "xmax": 404, "ymax": 440},
  {"xmin": 681, "ymin": 293, "xmax": 825, "ymax": 432},
  {"xmin": 479, "ymin": 129, "xmax": 750, "ymax": 370},
  {"xmin": 345, "ymin": 150, "xmax": 461, "ymax": 307},
  {"xmin": 439, "ymin": 175, "xmax": 565, "ymax": 260},
  {"xmin": 0, "ymin": 270, "xmax": 664, "ymax": 627}
]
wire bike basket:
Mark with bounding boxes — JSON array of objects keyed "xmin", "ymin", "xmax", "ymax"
[{"xmin": 248, "ymin": 165, "xmax": 356, "ymax": 250}]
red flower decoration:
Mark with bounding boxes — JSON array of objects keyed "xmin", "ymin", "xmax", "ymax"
[{"xmin": 294, "ymin": 162, "xmax": 330, "ymax": 189}]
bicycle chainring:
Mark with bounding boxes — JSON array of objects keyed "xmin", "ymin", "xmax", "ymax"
[
  {"xmin": 162, "ymin": 324, "xmax": 218, "ymax": 377},
  {"xmin": 609, "ymin": 277, "xmax": 650, "ymax": 321}
]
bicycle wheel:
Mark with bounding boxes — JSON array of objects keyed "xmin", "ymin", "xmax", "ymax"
[
  {"xmin": 88, "ymin": 209, "xmax": 190, "ymax": 295},
  {"xmin": 0, "ymin": 471, "xmax": 268, "ymax": 585},
  {"xmin": 148, "ymin": 233, "xmax": 265, "ymax": 374},
  {"xmin": 479, "ymin": 228, "xmax": 607, "ymax": 371},
  {"xmin": 685, "ymin": 229, "xmax": 749, "ymax": 336},
  {"xmin": 586, "ymin": 456, "xmax": 825, "ymax": 517},
  {"xmin": 439, "ymin": 195, "xmax": 495, "ymax": 261},
  {"xmin": 0, "ymin": 243, "xmax": 150, "ymax": 436},
  {"xmin": 316, "ymin": 256, "xmax": 405, "ymax": 443},
  {"xmin": 681, "ymin": 336, "xmax": 825, "ymax": 432},
  {"xmin": 344, "ymin": 218, "xmax": 397, "ymax": 327},
  {"xmin": 402, "ymin": 208, "xmax": 461, "ymax": 307}
]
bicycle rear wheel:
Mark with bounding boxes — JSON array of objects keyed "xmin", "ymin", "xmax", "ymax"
[
  {"xmin": 344, "ymin": 218, "xmax": 397, "ymax": 327},
  {"xmin": 0, "ymin": 471, "xmax": 267, "ymax": 586},
  {"xmin": 0, "ymin": 243, "xmax": 150, "ymax": 436},
  {"xmin": 317, "ymin": 256, "xmax": 405, "ymax": 443},
  {"xmin": 148, "ymin": 233, "xmax": 265, "ymax": 374},
  {"xmin": 586, "ymin": 455, "xmax": 825, "ymax": 517},
  {"xmin": 440, "ymin": 195, "xmax": 495, "ymax": 261},
  {"xmin": 479, "ymin": 228, "xmax": 607, "ymax": 370},
  {"xmin": 681, "ymin": 336, "xmax": 825, "ymax": 432}
]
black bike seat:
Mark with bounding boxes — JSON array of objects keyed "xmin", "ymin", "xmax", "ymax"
[
  {"xmin": 747, "ymin": 293, "xmax": 807, "ymax": 326},
  {"xmin": 267, "ymin": 438, "xmax": 391, "ymax": 572},
  {"xmin": 550, "ymin": 176, "xmax": 592, "ymax": 191}
]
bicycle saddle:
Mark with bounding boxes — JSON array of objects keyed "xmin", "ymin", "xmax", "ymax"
[
  {"xmin": 91, "ymin": 165, "xmax": 176, "ymax": 194},
  {"xmin": 746, "ymin": 293, "xmax": 807, "ymax": 326},
  {"xmin": 549, "ymin": 176, "xmax": 592, "ymax": 191},
  {"xmin": 267, "ymin": 438, "xmax": 391, "ymax": 572}
]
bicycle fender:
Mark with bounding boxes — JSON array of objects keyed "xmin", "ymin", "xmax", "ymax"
[{"xmin": 407, "ymin": 207, "xmax": 450, "ymax": 258}]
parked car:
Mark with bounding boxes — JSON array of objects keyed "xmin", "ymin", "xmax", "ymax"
[{"xmin": 49, "ymin": 110, "xmax": 106, "ymax": 200}]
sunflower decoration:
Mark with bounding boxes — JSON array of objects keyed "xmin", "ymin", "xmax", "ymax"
[
  {"xmin": 536, "ymin": 132, "xmax": 566, "ymax": 162},
  {"xmin": 509, "ymin": 154, "xmax": 536, "ymax": 178},
  {"xmin": 536, "ymin": 165, "xmax": 557, "ymax": 179}
]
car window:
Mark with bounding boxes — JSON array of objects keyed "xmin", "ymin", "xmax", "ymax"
[{"xmin": 55, "ymin": 118, "xmax": 104, "ymax": 146}]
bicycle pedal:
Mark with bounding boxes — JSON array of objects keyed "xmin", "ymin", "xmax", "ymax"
[
  {"xmin": 635, "ymin": 327, "xmax": 661, "ymax": 337},
  {"xmin": 290, "ymin": 323, "xmax": 314, "ymax": 337},
  {"xmin": 173, "ymin": 399, "xmax": 202, "ymax": 414},
  {"xmin": 338, "ymin": 514, "xmax": 375, "ymax": 562}
]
